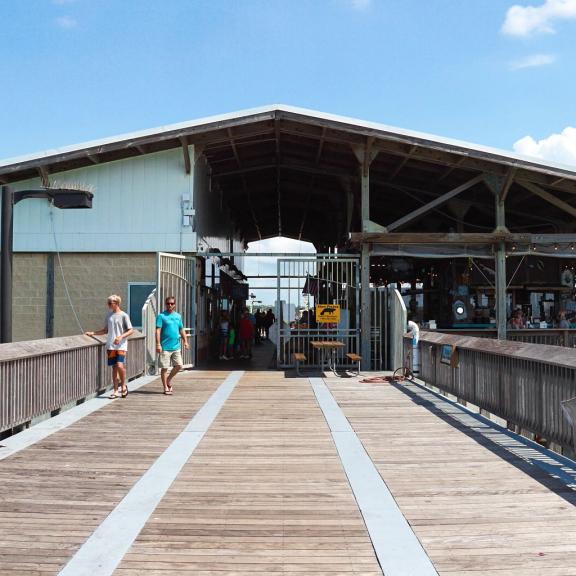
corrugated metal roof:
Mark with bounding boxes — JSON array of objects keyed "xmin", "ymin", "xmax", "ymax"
[{"xmin": 1, "ymin": 104, "xmax": 575, "ymax": 181}]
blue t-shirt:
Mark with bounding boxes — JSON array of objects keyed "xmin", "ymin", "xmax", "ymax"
[{"xmin": 156, "ymin": 311, "xmax": 184, "ymax": 351}]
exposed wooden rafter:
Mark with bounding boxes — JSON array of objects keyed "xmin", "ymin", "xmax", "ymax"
[
  {"xmin": 38, "ymin": 166, "xmax": 50, "ymax": 187},
  {"xmin": 350, "ymin": 231, "xmax": 576, "ymax": 246},
  {"xmin": 388, "ymin": 145, "xmax": 417, "ymax": 182},
  {"xmin": 227, "ymin": 128, "xmax": 242, "ymax": 168},
  {"xmin": 242, "ymin": 175, "xmax": 261, "ymax": 240},
  {"xmin": 179, "ymin": 136, "xmax": 191, "ymax": 175},
  {"xmin": 519, "ymin": 181, "xmax": 576, "ymax": 219},
  {"xmin": 386, "ymin": 174, "xmax": 485, "ymax": 232}
]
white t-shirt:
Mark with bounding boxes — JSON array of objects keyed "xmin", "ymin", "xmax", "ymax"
[
  {"xmin": 106, "ymin": 311, "xmax": 133, "ymax": 351},
  {"xmin": 407, "ymin": 320, "xmax": 420, "ymax": 345}
]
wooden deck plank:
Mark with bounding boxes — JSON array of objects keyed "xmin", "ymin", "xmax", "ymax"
[
  {"xmin": 327, "ymin": 377, "xmax": 576, "ymax": 576},
  {"xmin": 116, "ymin": 372, "xmax": 383, "ymax": 575},
  {"xmin": 0, "ymin": 371, "xmax": 226, "ymax": 574}
]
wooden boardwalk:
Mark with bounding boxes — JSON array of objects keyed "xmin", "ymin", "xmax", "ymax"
[{"xmin": 1, "ymin": 370, "xmax": 576, "ymax": 575}]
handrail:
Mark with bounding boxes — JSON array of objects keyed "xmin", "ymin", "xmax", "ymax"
[
  {"xmin": 428, "ymin": 328, "xmax": 576, "ymax": 348},
  {"xmin": 0, "ymin": 332, "xmax": 145, "ymax": 434},
  {"xmin": 411, "ymin": 330, "xmax": 576, "ymax": 449},
  {"xmin": 417, "ymin": 330, "xmax": 576, "ymax": 369}
]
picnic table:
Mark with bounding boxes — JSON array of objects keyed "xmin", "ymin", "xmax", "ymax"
[{"xmin": 311, "ymin": 340, "xmax": 345, "ymax": 374}]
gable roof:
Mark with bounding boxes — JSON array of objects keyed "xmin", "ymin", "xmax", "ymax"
[{"xmin": 1, "ymin": 104, "xmax": 576, "ymax": 189}]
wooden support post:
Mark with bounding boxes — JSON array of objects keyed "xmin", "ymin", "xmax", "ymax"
[
  {"xmin": 361, "ymin": 244, "xmax": 371, "ymax": 370},
  {"xmin": 495, "ymin": 195, "xmax": 507, "ymax": 340},
  {"xmin": 353, "ymin": 138, "xmax": 381, "ymax": 233}
]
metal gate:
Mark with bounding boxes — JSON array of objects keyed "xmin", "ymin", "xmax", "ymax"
[
  {"xmin": 156, "ymin": 252, "xmax": 197, "ymax": 367},
  {"xmin": 276, "ymin": 256, "xmax": 360, "ymax": 369},
  {"xmin": 370, "ymin": 287, "xmax": 388, "ymax": 371}
]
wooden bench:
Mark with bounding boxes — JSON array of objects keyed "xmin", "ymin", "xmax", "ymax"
[
  {"xmin": 293, "ymin": 353, "xmax": 307, "ymax": 376},
  {"xmin": 346, "ymin": 353, "xmax": 362, "ymax": 375}
]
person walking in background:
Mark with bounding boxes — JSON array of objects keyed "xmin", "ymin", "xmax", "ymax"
[
  {"xmin": 255, "ymin": 309, "xmax": 264, "ymax": 344},
  {"xmin": 239, "ymin": 309, "xmax": 254, "ymax": 359},
  {"xmin": 558, "ymin": 311, "xmax": 570, "ymax": 329},
  {"xmin": 219, "ymin": 310, "xmax": 230, "ymax": 360},
  {"xmin": 156, "ymin": 296, "xmax": 189, "ymax": 395},
  {"xmin": 86, "ymin": 294, "xmax": 133, "ymax": 399},
  {"xmin": 228, "ymin": 321, "xmax": 237, "ymax": 359},
  {"xmin": 264, "ymin": 309, "xmax": 275, "ymax": 340}
]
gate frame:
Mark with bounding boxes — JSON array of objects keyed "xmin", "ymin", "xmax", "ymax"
[
  {"xmin": 156, "ymin": 252, "xmax": 197, "ymax": 368},
  {"xmin": 275, "ymin": 255, "xmax": 361, "ymax": 370}
]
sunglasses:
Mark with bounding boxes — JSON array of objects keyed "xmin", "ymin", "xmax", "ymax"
[
  {"xmin": 166, "ymin": 301, "xmax": 176, "ymax": 306},
  {"xmin": 107, "ymin": 301, "xmax": 118, "ymax": 305}
]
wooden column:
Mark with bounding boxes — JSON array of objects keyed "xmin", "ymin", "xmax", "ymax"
[
  {"xmin": 361, "ymin": 244, "xmax": 371, "ymax": 370},
  {"xmin": 495, "ymin": 198, "xmax": 507, "ymax": 340},
  {"xmin": 353, "ymin": 140, "xmax": 378, "ymax": 371}
]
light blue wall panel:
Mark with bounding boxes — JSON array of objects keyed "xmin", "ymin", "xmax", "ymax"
[{"xmin": 9, "ymin": 148, "xmax": 195, "ymax": 253}]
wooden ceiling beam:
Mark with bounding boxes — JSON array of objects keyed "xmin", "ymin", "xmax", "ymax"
[
  {"xmin": 386, "ymin": 174, "xmax": 485, "ymax": 232},
  {"xmin": 179, "ymin": 136, "xmax": 191, "ymax": 174},
  {"xmin": 350, "ymin": 231, "xmax": 576, "ymax": 246},
  {"xmin": 518, "ymin": 181, "xmax": 576, "ymax": 219},
  {"xmin": 38, "ymin": 166, "xmax": 50, "ymax": 187}
]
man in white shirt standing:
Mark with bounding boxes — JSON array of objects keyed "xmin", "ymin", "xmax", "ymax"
[
  {"xmin": 86, "ymin": 294, "xmax": 134, "ymax": 398},
  {"xmin": 407, "ymin": 317, "xmax": 420, "ymax": 376}
]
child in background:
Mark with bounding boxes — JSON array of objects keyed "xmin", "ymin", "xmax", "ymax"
[
  {"xmin": 228, "ymin": 323, "xmax": 237, "ymax": 359},
  {"xmin": 219, "ymin": 311, "xmax": 230, "ymax": 360}
]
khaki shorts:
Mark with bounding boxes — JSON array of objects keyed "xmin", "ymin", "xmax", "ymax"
[{"xmin": 158, "ymin": 349, "xmax": 183, "ymax": 369}]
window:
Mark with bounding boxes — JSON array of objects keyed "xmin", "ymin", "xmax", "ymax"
[{"xmin": 128, "ymin": 283, "xmax": 156, "ymax": 329}]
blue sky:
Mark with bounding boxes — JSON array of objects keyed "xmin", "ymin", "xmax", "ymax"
[{"xmin": 1, "ymin": 0, "xmax": 576, "ymax": 164}]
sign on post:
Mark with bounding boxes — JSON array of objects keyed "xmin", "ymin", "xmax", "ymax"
[{"xmin": 316, "ymin": 304, "xmax": 341, "ymax": 323}]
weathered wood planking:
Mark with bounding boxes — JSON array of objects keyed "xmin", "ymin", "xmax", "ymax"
[
  {"xmin": 326, "ymin": 376, "xmax": 576, "ymax": 575},
  {"xmin": 0, "ymin": 371, "xmax": 226, "ymax": 575},
  {"xmin": 116, "ymin": 372, "xmax": 383, "ymax": 575}
]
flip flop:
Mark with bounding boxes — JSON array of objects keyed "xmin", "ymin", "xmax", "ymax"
[
  {"xmin": 121, "ymin": 388, "xmax": 129, "ymax": 398},
  {"xmin": 163, "ymin": 390, "xmax": 173, "ymax": 396},
  {"xmin": 109, "ymin": 392, "xmax": 119, "ymax": 399}
]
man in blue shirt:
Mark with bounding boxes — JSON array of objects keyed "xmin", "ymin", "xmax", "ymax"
[{"xmin": 155, "ymin": 296, "xmax": 189, "ymax": 395}]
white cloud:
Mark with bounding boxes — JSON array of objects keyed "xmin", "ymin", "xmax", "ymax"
[
  {"xmin": 509, "ymin": 53, "xmax": 556, "ymax": 69},
  {"xmin": 55, "ymin": 15, "xmax": 77, "ymax": 28},
  {"xmin": 513, "ymin": 126, "xmax": 576, "ymax": 166},
  {"xmin": 502, "ymin": 0, "xmax": 576, "ymax": 37}
]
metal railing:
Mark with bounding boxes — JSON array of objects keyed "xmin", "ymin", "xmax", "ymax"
[
  {"xmin": 277, "ymin": 327, "xmax": 360, "ymax": 368},
  {"xmin": 411, "ymin": 331, "xmax": 576, "ymax": 449},
  {"xmin": 0, "ymin": 332, "xmax": 145, "ymax": 434},
  {"xmin": 389, "ymin": 287, "xmax": 407, "ymax": 371}
]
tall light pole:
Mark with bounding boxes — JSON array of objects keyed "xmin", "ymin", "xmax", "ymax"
[{"xmin": 1, "ymin": 185, "xmax": 93, "ymax": 343}]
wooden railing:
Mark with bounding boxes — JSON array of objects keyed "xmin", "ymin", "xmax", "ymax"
[
  {"xmin": 0, "ymin": 332, "xmax": 145, "ymax": 434},
  {"xmin": 410, "ymin": 331, "xmax": 576, "ymax": 450},
  {"xmin": 430, "ymin": 328, "xmax": 576, "ymax": 348}
]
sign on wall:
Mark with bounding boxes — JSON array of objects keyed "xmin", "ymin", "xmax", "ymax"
[{"xmin": 316, "ymin": 304, "xmax": 341, "ymax": 323}]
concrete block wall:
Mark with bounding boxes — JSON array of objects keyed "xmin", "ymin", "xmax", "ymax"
[
  {"xmin": 13, "ymin": 253, "xmax": 156, "ymax": 341},
  {"xmin": 13, "ymin": 254, "xmax": 48, "ymax": 341}
]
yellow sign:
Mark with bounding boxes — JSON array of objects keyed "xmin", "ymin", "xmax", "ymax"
[{"xmin": 316, "ymin": 304, "xmax": 341, "ymax": 323}]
